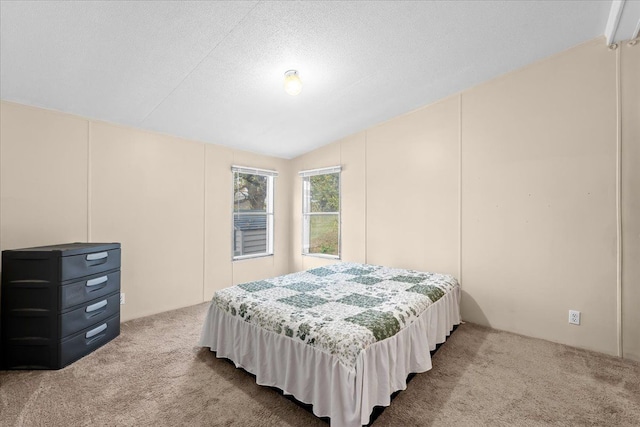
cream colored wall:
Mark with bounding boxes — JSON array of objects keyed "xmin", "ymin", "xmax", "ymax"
[
  {"xmin": 89, "ymin": 122, "xmax": 205, "ymax": 320},
  {"xmin": 0, "ymin": 101, "xmax": 291, "ymax": 321},
  {"xmin": 0, "ymin": 103, "xmax": 89, "ymax": 268},
  {"xmin": 203, "ymin": 144, "xmax": 233, "ymax": 300},
  {"xmin": 340, "ymin": 133, "xmax": 367, "ymax": 264},
  {"xmin": 290, "ymin": 96, "xmax": 461, "ymax": 279},
  {"xmin": 291, "ymin": 37, "xmax": 637, "ymax": 360},
  {"xmin": 621, "ymin": 42, "xmax": 640, "ymax": 361},
  {"xmin": 460, "ymin": 38, "xmax": 618, "ymax": 355},
  {"xmin": 367, "ymin": 96, "xmax": 460, "ymax": 277}
]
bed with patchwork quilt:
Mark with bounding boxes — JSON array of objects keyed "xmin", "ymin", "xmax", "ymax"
[{"xmin": 200, "ymin": 262, "xmax": 460, "ymax": 426}]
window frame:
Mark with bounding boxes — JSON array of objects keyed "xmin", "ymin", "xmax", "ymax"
[
  {"xmin": 231, "ymin": 165, "xmax": 277, "ymax": 261},
  {"xmin": 299, "ymin": 166, "xmax": 341, "ymax": 259}
]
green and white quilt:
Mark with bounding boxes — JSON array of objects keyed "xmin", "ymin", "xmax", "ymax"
[{"xmin": 212, "ymin": 262, "xmax": 458, "ymax": 370}]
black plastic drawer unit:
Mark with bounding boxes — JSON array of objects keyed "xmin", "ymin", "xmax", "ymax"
[{"xmin": 1, "ymin": 242, "xmax": 121, "ymax": 369}]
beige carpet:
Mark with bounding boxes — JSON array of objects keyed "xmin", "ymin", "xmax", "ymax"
[{"xmin": 1, "ymin": 303, "xmax": 638, "ymax": 427}]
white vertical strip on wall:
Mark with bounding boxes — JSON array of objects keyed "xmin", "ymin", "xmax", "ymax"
[
  {"xmin": 458, "ymin": 93, "xmax": 463, "ymax": 287},
  {"xmin": 616, "ymin": 47, "xmax": 623, "ymax": 357},
  {"xmin": 339, "ymin": 143, "xmax": 343, "ymax": 260},
  {"xmin": 268, "ymin": 175, "xmax": 275, "ymax": 255},
  {"xmin": 337, "ymin": 166, "xmax": 342, "ymax": 259},
  {"xmin": 231, "ymin": 153, "xmax": 235, "ymax": 284},
  {"xmin": 301, "ymin": 177, "xmax": 310, "ymax": 254},
  {"xmin": 202, "ymin": 144, "xmax": 207, "ymax": 302},
  {"xmin": 87, "ymin": 121, "xmax": 92, "ymax": 242},
  {"xmin": 364, "ymin": 132, "xmax": 368, "ymax": 265}
]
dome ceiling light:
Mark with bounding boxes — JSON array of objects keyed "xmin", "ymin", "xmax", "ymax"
[{"xmin": 283, "ymin": 70, "xmax": 302, "ymax": 96}]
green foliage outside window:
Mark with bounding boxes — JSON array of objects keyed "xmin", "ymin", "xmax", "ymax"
[
  {"xmin": 309, "ymin": 215, "xmax": 339, "ymax": 255},
  {"xmin": 309, "ymin": 174, "xmax": 339, "ymax": 212},
  {"xmin": 305, "ymin": 172, "xmax": 340, "ymax": 256}
]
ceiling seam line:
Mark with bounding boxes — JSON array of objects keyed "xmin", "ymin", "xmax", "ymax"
[{"xmin": 139, "ymin": 0, "xmax": 262, "ymax": 124}]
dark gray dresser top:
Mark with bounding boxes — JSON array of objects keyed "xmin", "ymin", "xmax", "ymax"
[{"xmin": 3, "ymin": 242, "xmax": 120, "ymax": 256}]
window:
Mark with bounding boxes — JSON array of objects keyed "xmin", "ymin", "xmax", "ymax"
[
  {"xmin": 300, "ymin": 166, "xmax": 341, "ymax": 258},
  {"xmin": 232, "ymin": 166, "xmax": 277, "ymax": 260}
]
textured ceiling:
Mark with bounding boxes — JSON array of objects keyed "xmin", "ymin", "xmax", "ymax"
[{"xmin": 0, "ymin": 1, "xmax": 611, "ymax": 159}]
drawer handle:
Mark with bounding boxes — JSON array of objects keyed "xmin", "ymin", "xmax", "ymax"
[
  {"xmin": 86, "ymin": 300, "xmax": 107, "ymax": 313},
  {"xmin": 86, "ymin": 252, "xmax": 108, "ymax": 261},
  {"xmin": 86, "ymin": 251, "xmax": 109, "ymax": 267},
  {"xmin": 86, "ymin": 323, "xmax": 107, "ymax": 339},
  {"xmin": 86, "ymin": 276, "xmax": 108, "ymax": 287}
]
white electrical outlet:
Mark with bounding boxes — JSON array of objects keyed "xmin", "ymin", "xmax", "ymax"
[
  {"xmin": 120, "ymin": 292, "xmax": 125, "ymax": 305},
  {"xmin": 569, "ymin": 310, "xmax": 580, "ymax": 325}
]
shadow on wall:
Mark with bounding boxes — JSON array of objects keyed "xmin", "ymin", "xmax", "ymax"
[{"xmin": 459, "ymin": 289, "xmax": 490, "ymax": 327}]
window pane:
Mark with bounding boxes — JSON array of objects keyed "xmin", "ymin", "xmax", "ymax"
[
  {"xmin": 232, "ymin": 169, "xmax": 275, "ymax": 260},
  {"xmin": 307, "ymin": 214, "xmax": 339, "ymax": 256},
  {"xmin": 309, "ymin": 173, "xmax": 339, "ymax": 213},
  {"xmin": 234, "ymin": 213, "xmax": 268, "ymax": 257},
  {"xmin": 234, "ymin": 173, "xmax": 267, "ymax": 213}
]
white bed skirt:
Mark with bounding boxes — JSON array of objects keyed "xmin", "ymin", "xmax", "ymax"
[{"xmin": 200, "ymin": 285, "xmax": 460, "ymax": 427}]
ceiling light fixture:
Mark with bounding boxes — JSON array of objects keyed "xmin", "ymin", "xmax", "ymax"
[{"xmin": 284, "ymin": 70, "xmax": 302, "ymax": 96}]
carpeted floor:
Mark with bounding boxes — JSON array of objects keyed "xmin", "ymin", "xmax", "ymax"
[{"xmin": 1, "ymin": 303, "xmax": 638, "ymax": 427}]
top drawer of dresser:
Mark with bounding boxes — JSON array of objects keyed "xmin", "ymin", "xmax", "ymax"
[
  {"xmin": 2, "ymin": 243, "xmax": 121, "ymax": 284},
  {"xmin": 61, "ymin": 248, "xmax": 121, "ymax": 282}
]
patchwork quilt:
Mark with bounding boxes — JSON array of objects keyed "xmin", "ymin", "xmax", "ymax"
[{"xmin": 212, "ymin": 262, "xmax": 458, "ymax": 370}]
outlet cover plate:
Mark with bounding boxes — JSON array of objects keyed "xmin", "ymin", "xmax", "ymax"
[{"xmin": 569, "ymin": 310, "xmax": 580, "ymax": 325}]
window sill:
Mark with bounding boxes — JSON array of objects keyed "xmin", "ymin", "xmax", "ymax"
[
  {"xmin": 301, "ymin": 253, "xmax": 341, "ymax": 260},
  {"xmin": 233, "ymin": 253, "xmax": 274, "ymax": 262}
]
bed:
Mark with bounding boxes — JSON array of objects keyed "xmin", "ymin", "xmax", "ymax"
[{"xmin": 200, "ymin": 262, "xmax": 460, "ymax": 427}]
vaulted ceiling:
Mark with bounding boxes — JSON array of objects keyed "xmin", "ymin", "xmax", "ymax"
[{"xmin": 0, "ymin": 1, "xmax": 628, "ymax": 158}]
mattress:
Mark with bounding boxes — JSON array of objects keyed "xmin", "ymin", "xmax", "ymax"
[{"xmin": 200, "ymin": 262, "xmax": 460, "ymax": 426}]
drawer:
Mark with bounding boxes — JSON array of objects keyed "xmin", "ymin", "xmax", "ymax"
[
  {"xmin": 61, "ymin": 248, "xmax": 121, "ymax": 282},
  {"xmin": 1, "ymin": 339, "xmax": 54, "ymax": 370},
  {"xmin": 60, "ymin": 313, "xmax": 120, "ymax": 368},
  {"xmin": 61, "ymin": 270, "xmax": 120, "ymax": 310},
  {"xmin": 60, "ymin": 292, "xmax": 120, "ymax": 338},
  {"xmin": 3, "ymin": 307, "xmax": 55, "ymax": 340}
]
